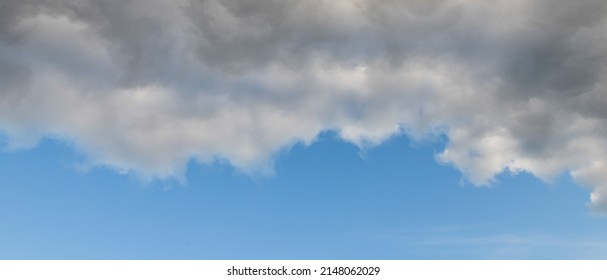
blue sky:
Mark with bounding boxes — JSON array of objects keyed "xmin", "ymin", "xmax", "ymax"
[
  {"xmin": 2, "ymin": 0, "xmax": 607, "ymax": 259},
  {"xmin": 2, "ymin": 132, "xmax": 607, "ymax": 259}
]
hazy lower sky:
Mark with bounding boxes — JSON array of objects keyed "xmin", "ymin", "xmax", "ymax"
[{"xmin": 1, "ymin": 0, "xmax": 607, "ymax": 259}]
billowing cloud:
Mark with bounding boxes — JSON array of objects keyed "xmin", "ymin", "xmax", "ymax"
[{"xmin": 1, "ymin": 0, "xmax": 606, "ymax": 209}]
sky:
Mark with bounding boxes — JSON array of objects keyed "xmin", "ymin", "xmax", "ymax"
[{"xmin": 1, "ymin": 0, "xmax": 607, "ymax": 259}]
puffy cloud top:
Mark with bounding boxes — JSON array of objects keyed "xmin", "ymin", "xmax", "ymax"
[{"xmin": 1, "ymin": 0, "xmax": 607, "ymax": 210}]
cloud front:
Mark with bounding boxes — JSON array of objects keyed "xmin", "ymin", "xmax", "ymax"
[{"xmin": 1, "ymin": 0, "xmax": 607, "ymax": 209}]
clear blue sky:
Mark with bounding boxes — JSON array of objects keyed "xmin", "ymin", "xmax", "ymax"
[{"xmin": 2, "ymin": 132, "xmax": 607, "ymax": 259}]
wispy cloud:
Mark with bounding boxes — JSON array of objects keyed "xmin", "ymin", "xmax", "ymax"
[{"xmin": 387, "ymin": 225, "xmax": 607, "ymax": 259}]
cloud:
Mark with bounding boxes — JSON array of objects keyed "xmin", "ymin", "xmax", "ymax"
[
  {"xmin": 395, "ymin": 227, "xmax": 607, "ymax": 259},
  {"xmin": 378, "ymin": 224, "xmax": 607, "ymax": 258},
  {"xmin": 0, "ymin": 0, "xmax": 606, "ymax": 209}
]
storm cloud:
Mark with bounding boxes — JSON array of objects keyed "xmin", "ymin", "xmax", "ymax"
[{"xmin": 1, "ymin": 0, "xmax": 606, "ymax": 210}]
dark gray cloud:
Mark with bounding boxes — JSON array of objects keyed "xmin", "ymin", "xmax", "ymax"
[{"xmin": 0, "ymin": 0, "xmax": 606, "ymax": 210}]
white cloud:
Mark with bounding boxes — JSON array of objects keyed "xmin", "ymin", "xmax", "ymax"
[{"xmin": 1, "ymin": 0, "xmax": 607, "ymax": 210}]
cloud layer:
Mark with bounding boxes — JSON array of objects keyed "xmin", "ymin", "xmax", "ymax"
[{"xmin": 1, "ymin": 0, "xmax": 606, "ymax": 209}]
